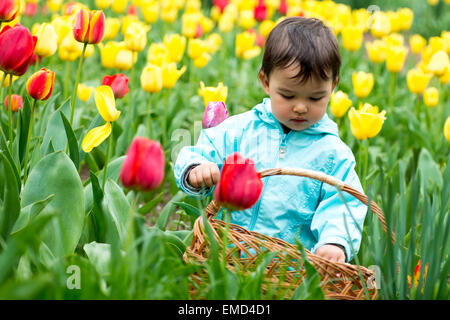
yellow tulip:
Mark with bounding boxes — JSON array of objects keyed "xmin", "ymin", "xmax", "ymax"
[
  {"xmin": 188, "ymin": 39, "xmax": 209, "ymax": 60},
  {"xmin": 198, "ymin": 81, "xmax": 228, "ymax": 107},
  {"xmin": 210, "ymin": 6, "xmax": 221, "ymax": 21},
  {"xmin": 427, "ymin": 0, "xmax": 439, "ymax": 5},
  {"xmin": 200, "ymin": 16, "xmax": 214, "ymax": 34},
  {"xmin": 34, "ymin": 23, "xmax": 58, "ymax": 58},
  {"xmin": 104, "ymin": 17, "xmax": 121, "ymax": 40},
  {"xmin": 161, "ymin": 62, "xmax": 186, "ymax": 88},
  {"xmin": 330, "ymin": 90, "xmax": 352, "ymax": 118},
  {"xmin": 259, "ymin": 19, "xmax": 276, "ymax": 38},
  {"xmin": 239, "ymin": 10, "xmax": 256, "ymax": 30},
  {"xmin": 185, "ymin": 0, "xmax": 201, "ymax": 13},
  {"xmin": 147, "ymin": 42, "xmax": 170, "ymax": 66},
  {"xmin": 181, "ymin": 12, "xmax": 200, "ymax": 38},
  {"xmin": 429, "ymin": 36, "xmax": 444, "ymax": 53},
  {"xmin": 82, "ymin": 122, "xmax": 112, "ymax": 153},
  {"xmin": 444, "ymin": 117, "xmax": 450, "ymax": 142},
  {"xmin": 352, "ymin": 71, "xmax": 374, "ymax": 99},
  {"xmin": 116, "ymin": 48, "xmax": 135, "ymax": 70},
  {"xmin": 397, "ymin": 8, "xmax": 414, "ymax": 31},
  {"xmin": 77, "ymin": 83, "xmax": 93, "ymax": 102},
  {"xmin": 218, "ymin": 13, "xmax": 235, "ymax": 33},
  {"xmin": 95, "ymin": 0, "xmax": 112, "ymax": 9},
  {"xmin": 112, "ymin": 0, "xmax": 128, "ymax": 13},
  {"xmin": 141, "ymin": 0, "xmax": 159, "ymax": 24},
  {"xmin": 99, "ymin": 41, "xmax": 121, "ymax": 68},
  {"xmin": 365, "ymin": 40, "xmax": 387, "ymax": 64},
  {"xmin": 423, "ymin": 87, "xmax": 439, "ymax": 108},
  {"xmin": 386, "ymin": 11, "xmax": 401, "ymax": 33},
  {"xmin": 370, "ymin": 12, "xmax": 391, "ymax": 38},
  {"xmin": 427, "ymin": 50, "xmax": 450, "ymax": 77},
  {"xmin": 59, "ymin": 34, "xmax": 84, "ymax": 62},
  {"xmin": 409, "ymin": 34, "xmax": 427, "ymax": 54},
  {"xmin": 341, "ymin": 25, "xmax": 363, "ymax": 52},
  {"xmin": 386, "ymin": 45, "xmax": 408, "ymax": 73},
  {"xmin": 121, "ymin": 14, "xmax": 139, "ymax": 35},
  {"xmin": 164, "ymin": 33, "xmax": 186, "ymax": 62},
  {"xmin": 193, "ymin": 52, "xmax": 211, "ymax": 68},
  {"xmin": 94, "ymin": 85, "xmax": 121, "ymax": 122},
  {"xmin": 124, "ymin": 22, "xmax": 149, "ymax": 52},
  {"xmin": 348, "ymin": 103, "xmax": 387, "ymax": 140},
  {"xmin": 352, "ymin": 8, "xmax": 371, "ymax": 32},
  {"xmin": 141, "ymin": 64, "xmax": 163, "ymax": 93},
  {"xmin": 442, "ymin": 31, "xmax": 450, "ymax": 55},
  {"xmin": 47, "ymin": 0, "xmax": 63, "ymax": 12},
  {"xmin": 235, "ymin": 31, "xmax": 261, "ymax": 60},
  {"xmin": 439, "ymin": 67, "xmax": 450, "ymax": 84},
  {"xmin": 161, "ymin": 4, "xmax": 178, "ymax": 23},
  {"xmin": 50, "ymin": 16, "xmax": 71, "ymax": 45},
  {"xmin": 0, "ymin": 71, "xmax": 18, "ymax": 87},
  {"xmin": 206, "ymin": 33, "xmax": 222, "ymax": 54},
  {"xmin": 384, "ymin": 33, "xmax": 404, "ymax": 47},
  {"xmin": 406, "ymin": 68, "xmax": 432, "ymax": 94}
]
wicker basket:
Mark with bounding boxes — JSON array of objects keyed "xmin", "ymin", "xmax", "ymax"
[{"xmin": 183, "ymin": 167, "xmax": 389, "ymax": 300}]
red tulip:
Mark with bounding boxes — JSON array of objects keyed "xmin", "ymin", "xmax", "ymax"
[
  {"xmin": 254, "ymin": 0, "xmax": 267, "ymax": 22},
  {"xmin": 279, "ymin": 0, "xmax": 287, "ymax": 15},
  {"xmin": 24, "ymin": 2, "xmax": 38, "ymax": 17},
  {"xmin": 26, "ymin": 68, "xmax": 55, "ymax": 101},
  {"xmin": 120, "ymin": 137, "xmax": 165, "ymax": 191},
  {"xmin": 73, "ymin": 9, "xmax": 105, "ymax": 45},
  {"xmin": 214, "ymin": 153, "xmax": 263, "ymax": 210},
  {"xmin": 0, "ymin": 0, "xmax": 20, "ymax": 22},
  {"xmin": 127, "ymin": 5, "xmax": 138, "ymax": 15},
  {"xmin": 213, "ymin": 0, "xmax": 229, "ymax": 13},
  {"xmin": 4, "ymin": 94, "xmax": 23, "ymax": 112},
  {"xmin": 102, "ymin": 73, "xmax": 129, "ymax": 99},
  {"xmin": 0, "ymin": 25, "xmax": 37, "ymax": 76}
]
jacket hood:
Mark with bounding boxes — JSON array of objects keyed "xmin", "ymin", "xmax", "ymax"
[{"xmin": 254, "ymin": 98, "xmax": 339, "ymax": 137}]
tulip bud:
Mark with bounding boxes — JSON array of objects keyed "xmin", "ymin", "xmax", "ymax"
[
  {"xmin": 423, "ymin": 87, "xmax": 439, "ymax": 108},
  {"xmin": 164, "ymin": 33, "xmax": 186, "ymax": 63},
  {"xmin": 365, "ymin": 40, "xmax": 387, "ymax": 64},
  {"xmin": 124, "ymin": 21, "xmax": 149, "ymax": 52},
  {"xmin": 409, "ymin": 34, "xmax": 427, "ymax": 54},
  {"xmin": 73, "ymin": 9, "xmax": 105, "ymax": 45},
  {"xmin": 141, "ymin": 64, "xmax": 163, "ymax": 93},
  {"xmin": 202, "ymin": 101, "xmax": 229, "ymax": 129},
  {"xmin": 386, "ymin": 45, "xmax": 408, "ymax": 73},
  {"xmin": 34, "ymin": 23, "xmax": 58, "ymax": 58},
  {"xmin": 427, "ymin": 50, "xmax": 450, "ymax": 77},
  {"xmin": 102, "ymin": 73, "xmax": 129, "ymax": 99},
  {"xmin": 0, "ymin": 25, "xmax": 37, "ymax": 76},
  {"xmin": 120, "ymin": 137, "xmax": 165, "ymax": 191},
  {"xmin": 198, "ymin": 81, "xmax": 228, "ymax": 107},
  {"xmin": 406, "ymin": 68, "xmax": 432, "ymax": 95},
  {"xmin": 342, "ymin": 25, "xmax": 364, "ymax": 52},
  {"xmin": 352, "ymin": 71, "xmax": 374, "ymax": 99},
  {"xmin": 82, "ymin": 122, "xmax": 112, "ymax": 153},
  {"xmin": 77, "ymin": 83, "xmax": 93, "ymax": 102},
  {"xmin": 330, "ymin": 90, "xmax": 352, "ymax": 118},
  {"xmin": 94, "ymin": 85, "xmax": 121, "ymax": 122},
  {"xmin": 161, "ymin": 62, "xmax": 186, "ymax": 89},
  {"xmin": 26, "ymin": 68, "xmax": 55, "ymax": 101},
  {"xmin": 0, "ymin": 0, "xmax": 20, "ymax": 22},
  {"xmin": 4, "ymin": 94, "xmax": 23, "ymax": 112},
  {"xmin": 142, "ymin": 1, "xmax": 159, "ymax": 23},
  {"xmin": 214, "ymin": 152, "xmax": 263, "ymax": 210}
]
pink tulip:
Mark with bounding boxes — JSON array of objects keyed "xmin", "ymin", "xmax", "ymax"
[
  {"xmin": 120, "ymin": 137, "xmax": 165, "ymax": 191},
  {"xmin": 202, "ymin": 101, "xmax": 229, "ymax": 129},
  {"xmin": 214, "ymin": 153, "xmax": 263, "ymax": 210}
]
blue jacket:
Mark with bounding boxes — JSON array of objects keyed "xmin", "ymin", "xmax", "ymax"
[{"xmin": 174, "ymin": 98, "xmax": 367, "ymax": 262}]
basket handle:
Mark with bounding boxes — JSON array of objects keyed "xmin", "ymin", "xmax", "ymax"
[{"xmin": 205, "ymin": 167, "xmax": 393, "ymax": 241}]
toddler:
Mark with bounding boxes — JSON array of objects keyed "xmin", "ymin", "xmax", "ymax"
[{"xmin": 174, "ymin": 17, "xmax": 367, "ymax": 263}]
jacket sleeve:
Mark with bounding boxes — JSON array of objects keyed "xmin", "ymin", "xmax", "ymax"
[
  {"xmin": 174, "ymin": 127, "xmax": 226, "ymax": 198},
  {"xmin": 310, "ymin": 151, "xmax": 367, "ymax": 262}
]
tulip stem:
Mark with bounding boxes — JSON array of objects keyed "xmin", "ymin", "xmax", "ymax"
[
  {"xmin": 63, "ymin": 61, "xmax": 71, "ymax": 100},
  {"xmin": 0, "ymin": 72, "xmax": 5, "ymax": 115},
  {"xmin": 102, "ymin": 123, "xmax": 113, "ymax": 191},
  {"xmin": 23, "ymin": 99, "xmax": 37, "ymax": 185},
  {"xmin": 414, "ymin": 94, "xmax": 421, "ymax": 120},
  {"xmin": 162, "ymin": 89, "xmax": 168, "ymax": 147},
  {"xmin": 388, "ymin": 72, "xmax": 397, "ymax": 108},
  {"xmin": 7, "ymin": 74, "xmax": 13, "ymax": 153},
  {"xmin": 362, "ymin": 139, "xmax": 369, "ymax": 191},
  {"xmin": 70, "ymin": 43, "xmax": 87, "ymax": 126},
  {"xmin": 146, "ymin": 93, "xmax": 152, "ymax": 139}
]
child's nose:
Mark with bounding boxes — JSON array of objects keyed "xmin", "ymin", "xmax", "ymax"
[{"xmin": 293, "ymin": 102, "xmax": 308, "ymax": 114}]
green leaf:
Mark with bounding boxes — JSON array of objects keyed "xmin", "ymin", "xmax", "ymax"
[
  {"xmin": 40, "ymin": 99, "xmax": 71, "ymax": 156},
  {"xmin": 137, "ymin": 192, "xmax": 164, "ymax": 214},
  {"xmin": 155, "ymin": 191, "xmax": 186, "ymax": 230},
  {"xmin": 0, "ymin": 126, "xmax": 21, "ymax": 190},
  {"xmin": 103, "ymin": 179, "xmax": 131, "ymax": 241},
  {"xmin": 21, "ymin": 151, "xmax": 85, "ymax": 256},
  {"xmin": 83, "ymin": 241, "xmax": 117, "ymax": 277},
  {"xmin": 172, "ymin": 201, "xmax": 201, "ymax": 219},
  {"xmin": 60, "ymin": 110, "xmax": 80, "ymax": 170},
  {"xmin": 417, "ymin": 148, "xmax": 443, "ymax": 193},
  {"xmin": 0, "ymin": 152, "xmax": 21, "ymax": 240},
  {"xmin": 17, "ymin": 97, "xmax": 31, "ymax": 164}
]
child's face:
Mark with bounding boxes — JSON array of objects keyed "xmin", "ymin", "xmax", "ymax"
[{"xmin": 259, "ymin": 63, "xmax": 337, "ymax": 131}]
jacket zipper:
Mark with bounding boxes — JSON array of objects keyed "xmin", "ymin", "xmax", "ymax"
[{"xmin": 248, "ymin": 129, "xmax": 291, "ymax": 230}]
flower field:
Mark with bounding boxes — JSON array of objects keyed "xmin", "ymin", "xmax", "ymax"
[{"xmin": 0, "ymin": 0, "xmax": 448, "ymax": 300}]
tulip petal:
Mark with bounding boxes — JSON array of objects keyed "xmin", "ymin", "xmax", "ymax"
[
  {"xmin": 94, "ymin": 85, "xmax": 120, "ymax": 122},
  {"xmin": 88, "ymin": 11, "xmax": 105, "ymax": 44},
  {"xmin": 73, "ymin": 9, "xmax": 90, "ymax": 43},
  {"xmin": 82, "ymin": 122, "xmax": 112, "ymax": 153}
]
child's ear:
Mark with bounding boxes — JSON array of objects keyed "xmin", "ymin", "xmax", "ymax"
[
  {"xmin": 331, "ymin": 77, "xmax": 339, "ymax": 92},
  {"xmin": 259, "ymin": 70, "xmax": 270, "ymax": 95}
]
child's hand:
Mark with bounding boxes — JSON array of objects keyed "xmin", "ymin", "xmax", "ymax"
[
  {"xmin": 188, "ymin": 163, "xmax": 220, "ymax": 188},
  {"xmin": 315, "ymin": 244, "xmax": 346, "ymax": 263}
]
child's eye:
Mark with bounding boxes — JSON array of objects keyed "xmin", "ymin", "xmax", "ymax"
[
  {"xmin": 280, "ymin": 93, "xmax": 294, "ymax": 99},
  {"xmin": 309, "ymin": 97, "xmax": 323, "ymax": 101}
]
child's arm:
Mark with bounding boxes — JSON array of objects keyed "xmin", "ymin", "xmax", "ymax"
[
  {"xmin": 310, "ymin": 154, "xmax": 367, "ymax": 263},
  {"xmin": 174, "ymin": 128, "xmax": 225, "ymax": 198}
]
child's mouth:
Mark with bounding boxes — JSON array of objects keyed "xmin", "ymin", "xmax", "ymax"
[{"xmin": 290, "ymin": 119, "xmax": 307, "ymax": 123}]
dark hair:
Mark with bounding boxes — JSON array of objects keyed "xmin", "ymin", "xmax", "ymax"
[{"xmin": 260, "ymin": 17, "xmax": 341, "ymax": 84}]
